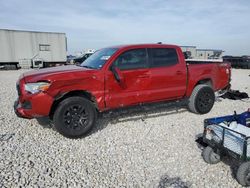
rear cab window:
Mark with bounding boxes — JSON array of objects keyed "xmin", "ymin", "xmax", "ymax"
[
  {"xmin": 150, "ymin": 48, "xmax": 178, "ymax": 68},
  {"xmin": 113, "ymin": 48, "xmax": 148, "ymax": 70}
]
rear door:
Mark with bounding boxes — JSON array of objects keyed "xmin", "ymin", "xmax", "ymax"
[
  {"xmin": 147, "ymin": 47, "xmax": 187, "ymax": 101},
  {"xmin": 105, "ymin": 48, "xmax": 151, "ymax": 108}
]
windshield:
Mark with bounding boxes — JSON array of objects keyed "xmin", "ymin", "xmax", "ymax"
[{"xmin": 80, "ymin": 48, "xmax": 118, "ymax": 69}]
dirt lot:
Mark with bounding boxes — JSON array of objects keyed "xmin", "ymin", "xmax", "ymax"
[{"xmin": 0, "ymin": 69, "xmax": 249, "ymax": 187}]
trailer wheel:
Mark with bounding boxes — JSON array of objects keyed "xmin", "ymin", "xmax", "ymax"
[
  {"xmin": 202, "ymin": 146, "xmax": 221, "ymax": 164},
  {"xmin": 53, "ymin": 96, "xmax": 97, "ymax": 138},
  {"xmin": 236, "ymin": 162, "xmax": 250, "ymax": 186},
  {"xmin": 188, "ymin": 84, "xmax": 215, "ymax": 114}
]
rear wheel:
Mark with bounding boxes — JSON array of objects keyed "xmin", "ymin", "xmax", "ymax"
[
  {"xmin": 236, "ymin": 162, "xmax": 250, "ymax": 187},
  {"xmin": 188, "ymin": 84, "xmax": 215, "ymax": 114},
  {"xmin": 53, "ymin": 96, "xmax": 97, "ymax": 138},
  {"xmin": 202, "ymin": 146, "xmax": 221, "ymax": 164}
]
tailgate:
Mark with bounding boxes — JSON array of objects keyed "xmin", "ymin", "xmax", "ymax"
[{"xmin": 217, "ymin": 62, "xmax": 231, "ymax": 89}]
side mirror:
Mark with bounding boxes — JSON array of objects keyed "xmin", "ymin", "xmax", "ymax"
[
  {"xmin": 110, "ymin": 65, "xmax": 126, "ymax": 88},
  {"xmin": 110, "ymin": 65, "xmax": 120, "ymax": 82}
]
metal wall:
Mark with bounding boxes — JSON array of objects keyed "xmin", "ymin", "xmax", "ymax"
[
  {"xmin": 196, "ymin": 50, "xmax": 214, "ymax": 59},
  {"xmin": 181, "ymin": 45, "xmax": 223, "ymax": 60},
  {"xmin": 0, "ymin": 29, "xmax": 67, "ymax": 63},
  {"xmin": 196, "ymin": 50, "xmax": 223, "ymax": 59},
  {"xmin": 181, "ymin": 46, "xmax": 197, "ymax": 59}
]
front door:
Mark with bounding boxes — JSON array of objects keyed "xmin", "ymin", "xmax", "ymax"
[{"xmin": 105, "ymin": 48, "xmax": 151, "ymax": 109}]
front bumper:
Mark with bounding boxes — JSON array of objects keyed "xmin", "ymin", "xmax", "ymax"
[
  {"xmin": 14, "ymin": 100, "xmax": 32, "ymax": 119},
  {"xmin": 14, "ymin": 80, "xmax": 54, "ymax": 119}
]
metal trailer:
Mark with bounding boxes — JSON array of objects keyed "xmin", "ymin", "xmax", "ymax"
[
  {"xmin": 198, "ymin": 110, "xmax": 250, "ymax": 186},
  {"xmin": 0, "ymin": 29, "xmax": 67, "ymax": 70}
]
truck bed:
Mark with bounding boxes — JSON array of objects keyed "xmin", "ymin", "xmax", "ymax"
[{"xmin": 185, "ymin": 59, "xmax": 230, "ymax": 96}]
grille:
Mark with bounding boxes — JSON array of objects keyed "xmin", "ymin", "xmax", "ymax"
[{"xmin": 16, "ymin": 83, "xmax": 21, "ymax": 96}]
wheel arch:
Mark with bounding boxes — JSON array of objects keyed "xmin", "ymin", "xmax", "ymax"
[
  {"xmin": 195, "ymin": 78, "xmax": 213, "ymax": 89},
  {"xmin": 186, "ymin": 78, "xmax": 214, "ymax": 97},
  {"xmin": 49, "ymin": 90, "xmax": 98, "ymax": 119}
]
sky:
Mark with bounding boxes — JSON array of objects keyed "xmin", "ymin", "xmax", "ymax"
[{"xmin": 0, "ymin": 0, "xmax": 249, "ymax": 55}]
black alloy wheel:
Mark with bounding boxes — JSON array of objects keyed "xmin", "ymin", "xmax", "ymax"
[{"xmin": 53, "ymin": 96, "xmax": 97, "ymax": 138}]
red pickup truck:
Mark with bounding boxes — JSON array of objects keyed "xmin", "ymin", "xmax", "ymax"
[{"xmin": 14, "ymin": 44, "xmax": 231, "ymax": 138}]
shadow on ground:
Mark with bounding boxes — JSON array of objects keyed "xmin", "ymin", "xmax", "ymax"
[
  {"xmin": 36, "ymin": 100, "xmax": 188, "ymax": 136},
  {"xmin": 91, "ymin": 100, "xmax": 188, "ymax": 134},
  {"xmin": 158, "ymin": 174, "xmax": 191, "ymax": 188}
]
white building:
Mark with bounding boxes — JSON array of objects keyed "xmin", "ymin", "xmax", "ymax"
[
  {"xmin": 0, "ymin": 29, "xmax": 67, "ymax": 69},
  {"xmin": 196, "ymin": 49, "xmax": 224, "ymax": 59},
  {"xmin": 181, "ymin": 45, "xmax": 224, "ymax": 60},
  {"xmin": 180, "ymin": 46, "xmax": 197, "ymax": 59}
]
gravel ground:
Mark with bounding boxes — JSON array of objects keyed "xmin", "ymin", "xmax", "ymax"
[{"xmin": 0, "ymin": 69, "xmax": 250, "ymax": 187}]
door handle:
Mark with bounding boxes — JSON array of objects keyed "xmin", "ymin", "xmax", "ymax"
[
  {"xmin": 138, "ymin": 74, "xmax": 150, "ymax": 78},
  {"xmin": 176, "ymin": 71, "xmax": 182, "ymax": 75}
]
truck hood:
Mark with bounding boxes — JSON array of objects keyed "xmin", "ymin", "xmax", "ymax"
[
  {"xmin": 23, "ymin": 65, "xmax": 97, "ymax": 83},
  {"xmin": 24, "ymin": 65, "xmax": 84, "ymax": 77}
]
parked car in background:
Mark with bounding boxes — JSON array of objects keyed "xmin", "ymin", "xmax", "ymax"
[
  {"xmin": 14, "ymin": 44, "xmax": 231, "ymax": 138},
  {"xmin": 73, "ymin": 52, "xmax": 93, "ymax": 65},
  {"xmin": 66, "ymin": 55, "xmax": 76, "ymax": 64},
  {"xmin": 223, "ymin": 56, "xmax": 250, "ymax": 69}
]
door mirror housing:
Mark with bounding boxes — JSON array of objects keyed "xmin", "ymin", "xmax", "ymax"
[
  {"xmin": 110, "ymin": 65, "xmax": 126, "ymax": 88},
  {"xmin": 110, "ymin": 65, "xmax": 120, "ymax": 82}
]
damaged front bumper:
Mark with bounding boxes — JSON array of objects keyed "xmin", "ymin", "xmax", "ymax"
[
  {"xmin": 14, "ymin": 100, "xmax": 32, "ymax": 119},
  {"xmin": 14, "ymin": 77, "xmax": 54, "ymax": 119}
]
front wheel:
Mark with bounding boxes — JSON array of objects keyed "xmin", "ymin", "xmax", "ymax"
[
  {"xmin": 236, "ymin": 162, "xmax": 250, "ymax": 187},
  {"xmin": 188, "ymin": 84, "xmax": 215, "ymax": 114},
  {"xmin": 53, "ymin": 96, "xmax": 97, "ymax": 138}
]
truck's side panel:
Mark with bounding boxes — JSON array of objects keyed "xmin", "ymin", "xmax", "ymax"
[{"xmin": 103, "ymin": 45, "xmax": 188, "ymax": 109}]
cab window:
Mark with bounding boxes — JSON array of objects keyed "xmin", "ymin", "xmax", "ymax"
[
  {"xmin": 113, "ymin": 49, "xmax": 148, "ymax": 70},
  {"xmin": 150, "ymin": 48, "xmax": 178, "ymax": 67}
]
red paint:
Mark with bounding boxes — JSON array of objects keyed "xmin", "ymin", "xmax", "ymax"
[{"xmin": 14, "ymin": 44, "xmax": 231, "ymax": 119}]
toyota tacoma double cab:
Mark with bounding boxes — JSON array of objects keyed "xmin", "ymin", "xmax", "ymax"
[{"xmin": 14, "ymin": 44, "xmax": 231, "ymax": 138}]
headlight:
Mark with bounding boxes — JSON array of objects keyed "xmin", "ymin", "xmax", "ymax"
[{"xmin": 24, "ymin": 82, "xmax": 51, "ymax": 94}]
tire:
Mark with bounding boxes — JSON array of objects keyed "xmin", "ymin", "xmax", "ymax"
[
  {"xmin": 53, "ymin": 96, "xmax": 97, "ymax": 138},
  {"xmin": 236, "ymin": 162, "xmax": 250, "ymax": 186},
  {"xmin": 188, "ymin": 84, "xmax": 215, "ymax": 114},
  {"xmin": 202, "ymin": 146, "xmax": 221, "ymax": 164}
]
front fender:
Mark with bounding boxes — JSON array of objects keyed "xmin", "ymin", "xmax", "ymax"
[{"xmin": 48, "ymin": 78, "xmax": 105, "ymax": 112}]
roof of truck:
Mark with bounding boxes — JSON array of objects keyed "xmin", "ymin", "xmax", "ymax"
[{"xmin": 108, "ymin": 43, "xmax": 179, "ymax": 49}]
